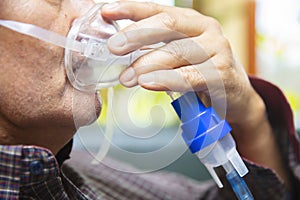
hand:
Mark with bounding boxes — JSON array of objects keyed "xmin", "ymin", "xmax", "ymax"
[
  {"xmin": 102, "ymin": 1, "xmax": 259, "ymax": 124},
  {"xmin": 102, "ymin": 1, "xmax": 290, "ymax": 185}
]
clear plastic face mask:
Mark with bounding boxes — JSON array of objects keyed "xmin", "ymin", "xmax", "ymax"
[
  {"xmin": 0, "ymin": 3, "xmax": 133, "ymax": 92},
  {"xmin": 65, "ymin": 3, "xmax": 133, "ymax": 91}
]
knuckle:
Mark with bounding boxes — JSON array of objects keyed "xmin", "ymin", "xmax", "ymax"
[
  {"xmin": 220, "ymin": 37, "xmax": 231, "ymax": 50},
  {"xmin": 178, "ymin": 66, "xmax": 204, "ymax": 91},
  {"xmin": 206, "ymin": 16, "xmax": 222, "ymax": 32},
  {"xmin": 136, "ymin": 54, "xmax": 151, "ymax": 67},
  {"xmin": 214, "ymin": 54, "xmax": 234, "ymax": 72},
  {"xmin": 207, "ymin": 16, "xmax": 220, "ymax": 27},
  {"xmin": 182, "ymin": 7, "xmax": 201, "ymax": 18},
  {"xmin": 159, "ymin": 12, "xmax": 177, "ymax": 30},
  {"xmin": 165, "ymin": 41, "xmax": 187, "ymax": 63},
  {"xmin": 144, "ymin": 2, "xmax": 161, "ymax": 13}
]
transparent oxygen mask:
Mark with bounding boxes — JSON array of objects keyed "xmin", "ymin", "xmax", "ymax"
[
  {"xmin": 0, "ymin": 3, "xmax": 140, "ymax": 92},
  {"xmin": 65, "ymin": 3, "xmax": 136, "ymax": 91}
]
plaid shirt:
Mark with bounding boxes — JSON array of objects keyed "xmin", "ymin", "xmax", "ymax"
[{"xmin": 0, "ymin": 77, "xmax": 299, "ymax": 200}]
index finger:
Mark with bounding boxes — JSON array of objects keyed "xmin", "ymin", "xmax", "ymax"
[
  {"xmin": 101, "ymin": 1, "xmax": 208, "ymax": 36},
  {"xmin": 101, "ymin": 1, "xmax": 216, "ymax": 55},
  {"xmin": 101, "ymin": 1, "xmax": 171, "ymax": 21}
]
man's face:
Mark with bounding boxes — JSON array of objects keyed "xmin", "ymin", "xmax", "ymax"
[{"xmin": 0, "ymin": 0, "xmax": 101, "ymax": 132}]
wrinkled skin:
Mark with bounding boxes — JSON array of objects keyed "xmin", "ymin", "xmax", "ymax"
[{"xmin": 0, "ymin": 0, "xmax": 101, "ymax": 153}]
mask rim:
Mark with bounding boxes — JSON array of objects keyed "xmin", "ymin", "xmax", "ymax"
[{"xmin": 65, "ymin": 3, "xmax": 121, "ymax": 93}]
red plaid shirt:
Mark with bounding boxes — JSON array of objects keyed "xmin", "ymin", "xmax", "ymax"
[{"xmin": 0, "ymin": 77, "xmax": 299, "ymax": 200}]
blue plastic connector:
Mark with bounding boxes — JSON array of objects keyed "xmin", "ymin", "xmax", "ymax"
[{"xmin": 171, "ymin": 92, "xmax": 232, "ymax": 153}]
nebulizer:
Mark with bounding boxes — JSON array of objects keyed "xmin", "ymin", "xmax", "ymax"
[{"xmin": 0, "ymin": 3, "xmax": 253, "ymax": 199}]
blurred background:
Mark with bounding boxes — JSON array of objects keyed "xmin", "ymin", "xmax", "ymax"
[{"xmin": 73, "ymin": 0, "xmax": 300, "ymax": 182}]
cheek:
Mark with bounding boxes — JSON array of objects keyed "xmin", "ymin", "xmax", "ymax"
[
  {"xmin": 0, "ymin": 0, "xmax": 100, "ymax": 128},
  {"xmin": 0, "ymin": 69, "xmax": 73, "ymax": 128},
  {"xmin": 0, "ymin": 38, "xmax": 68, "ymax": 124}
]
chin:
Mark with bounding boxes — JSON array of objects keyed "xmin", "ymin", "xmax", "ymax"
[
  {"xmin": 62, "ymin": 83, "xmax": 102, "ymax": 129},
  {"xmin": 72, "ymin": 91, "xmax": 102, "ymax": 129}
]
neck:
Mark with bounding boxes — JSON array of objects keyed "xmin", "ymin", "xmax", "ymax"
[{"xmin": 0, "ymin": 116, "xmax": 75, "ymax": 155}]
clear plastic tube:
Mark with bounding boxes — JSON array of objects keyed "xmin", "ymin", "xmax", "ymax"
[
  {"xmin": 91, "ymin": 87, "xmax": 115, "ymax": 164},
  {"xmin": 224, "ymin": 162, "xmax": 254, "ymax": 200}
]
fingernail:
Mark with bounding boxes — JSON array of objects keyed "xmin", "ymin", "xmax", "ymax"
[
  {"xmin": 108, "ymin": 33, "xmax": 127, "ymax": 48},
  {"xmin": 120, "ymin": 67, "xmax": 135, "ymax": 83},
  {"xmin": 103, "ymin": 2, "xmax": 119, "ymax": 10}
]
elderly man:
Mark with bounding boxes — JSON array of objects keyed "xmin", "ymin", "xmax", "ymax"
[{"xmin": 0, "ymin": 0, "xmax": 299, "ymax": 199}]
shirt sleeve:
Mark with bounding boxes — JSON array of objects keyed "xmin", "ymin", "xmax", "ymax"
[
  {"xmin": 211, "ymin": 76, "xmax": 300, "ymax": 199},
  {"xmin": 248, "ymin": 76, "xmax": 300, "ymax": 198}
]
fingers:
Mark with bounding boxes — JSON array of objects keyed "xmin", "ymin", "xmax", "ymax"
[
  {"xmin": 106, "ymin": 28, "xmax": 186, "ymax": 55},
  {"xmin": 101, "ymin": 1, "xmax": 231, "ymax": 95},
  {"xmin": 102, "ymin": 1, "xmax": 180, "ymax": 22},
  {"xmin": 101, "ymin": 1, "xmax": 164, "ymax": 21},
  {"xmin": 101, "ymin": 2, "xmax": 256, "ymax": 131},
  {"xmin": 102, "ymin": 1, "xmax": 216, "ymax": 55},
  {"xmin": 137, "ymin": 57, "xmax": 222, "ymax": 92},
  {"xmin": 119, "ymin": 34, "xmax": 227, "ymax": 87},
  {"xmin": 137, "ymin": 67, "xmax": 205, "ymax": 92}
]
